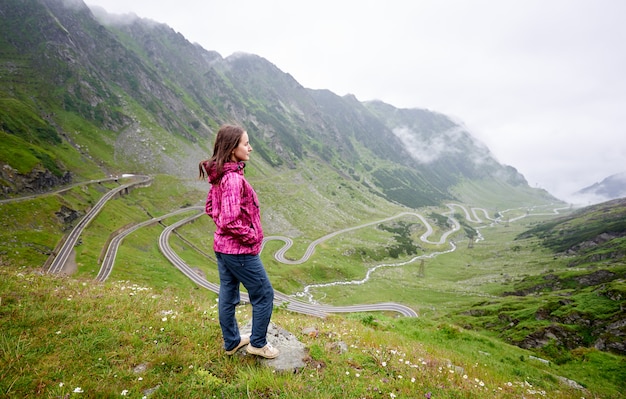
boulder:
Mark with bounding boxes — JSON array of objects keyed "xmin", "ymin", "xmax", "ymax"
[{"xmin": 239, "ymin": 321, "xmax": 307, "ymax": 372}]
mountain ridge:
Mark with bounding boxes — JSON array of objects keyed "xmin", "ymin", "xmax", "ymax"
[
  {"xmin": 572, "ymin": 171, "xmax": 626, "ymax": 204},
  {"xmin": 0, "ymin": 0, "xmax": 558, "ymax": 210}
]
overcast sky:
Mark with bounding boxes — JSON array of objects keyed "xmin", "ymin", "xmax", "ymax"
[{"xmin": 85, "ymin": 0, "xmax": 625, "ymax": 203}]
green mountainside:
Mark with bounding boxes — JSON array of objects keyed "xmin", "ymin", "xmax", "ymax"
[
  {"xmin": 453, "ymin": 198, "xmax": 626, "ymax": 357},
  {"xmin": 0, "ymin": 0, "xmax": 555, "ymax": 209},
  {"xmin": 1, "ymin": 1, "xmax": 625, "ymax": 397}
]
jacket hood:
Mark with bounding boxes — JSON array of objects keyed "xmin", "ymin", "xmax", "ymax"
[{"xmin": 203, "ymin": 160, "xmax": 245, "ymax": 184}]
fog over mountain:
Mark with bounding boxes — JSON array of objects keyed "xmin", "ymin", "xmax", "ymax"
[{"xmin": 570, "ymin": 172, "xmax": 626, "ymax": 205}]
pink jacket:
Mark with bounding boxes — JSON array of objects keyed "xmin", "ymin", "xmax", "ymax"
[{"xmin": 203, "ymin": 161, "xmax": 264, "ymax": 255}]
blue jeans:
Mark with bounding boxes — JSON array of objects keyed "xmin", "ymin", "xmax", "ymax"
[{"xmin": 215, "ymin": 252, "xmax": 274, "ymax": 350}]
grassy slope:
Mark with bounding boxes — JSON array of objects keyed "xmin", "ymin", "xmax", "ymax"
[
  {"xmin": 1, "ymin": 268, "xmax": 618, "ymax": 399},
  {"xmin": 1, "ymin": 174, "xmax": 625, "ymax": 397}
]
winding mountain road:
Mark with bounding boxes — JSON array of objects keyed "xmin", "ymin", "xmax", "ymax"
[
  {"xmin": 96, "ymin": 206, "xmax": 204, "ymax": 282},
  {"xmin": 264, "ymin": 209, "xmax": 461, "ymax": 265},
  {"xmin": 47, "ymin": 175, "xmax": 152, "ymax": 274},
  {"xmin": 0, "ymin": 176, "xmax": 122, "ymax": 205},
  {"xmin": 42, "ymin": 176, "xmax": 569, "ymax": 319},
  {"xmin": 157, "ymin": 210, "xmax": 418, "ymax": 318}
]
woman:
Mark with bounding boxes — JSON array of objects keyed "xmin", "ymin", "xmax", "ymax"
[{"xmin": 199, "ymin": 124, "xmax": 279, "ymax": 359}]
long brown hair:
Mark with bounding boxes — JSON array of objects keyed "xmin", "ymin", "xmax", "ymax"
[{"xmin": 198, "ymin": 124, "xmax": 245, "ymax": 180}]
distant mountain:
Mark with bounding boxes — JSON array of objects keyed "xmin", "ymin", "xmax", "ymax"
[
  {"xmin": 0, "ymin": 0, "xmax": 558, "ymax": 209},
  {"xmin": 571, "ymin": 172, "xmax": 626, "ymax": 205}
]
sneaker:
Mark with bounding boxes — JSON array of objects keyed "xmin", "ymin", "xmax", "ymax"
[
  {"xmin": 246, "ymin": 343, "xmax": 279, "ymax": 359},
  {"xmin": 225, "ymin": 334, "xmax": 250, "ymax": 355}
]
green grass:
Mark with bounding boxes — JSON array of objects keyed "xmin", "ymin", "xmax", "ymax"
[
  {"xmin": 450, "ymin": 178, "xmax": 558, "ymax": 209},
  {"xmin": 0, "ymin": 184, "xmax": 108, "ymax": 268},
  {"xmin": 0, "ymin": 131, "xmax": 50, "ymax": 175},
  {"xmin": 2, "ymin": 267, "xmax": 618, "ymax": 398}
]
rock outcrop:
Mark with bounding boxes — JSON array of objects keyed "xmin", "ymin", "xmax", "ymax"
[
  {"xmin": 237, "ymin": 321, "xmax": 307, "ymax": 372},
  {"xmin": 1, "ymin": 164, "xmax": 72, "ymax": 198}
]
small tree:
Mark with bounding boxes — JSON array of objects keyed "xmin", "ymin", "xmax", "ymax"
[{"xmin": 465, "ymin": 227, "xmax": 477, "ymax": 248}]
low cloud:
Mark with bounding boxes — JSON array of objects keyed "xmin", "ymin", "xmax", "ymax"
[
  {"xmin": 392, "ymin": 126, "xmax": 454, "ymax": 164},
  {"xmin": 392, "ymin": 125, "xmax": 492, "ymax": 167}
]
